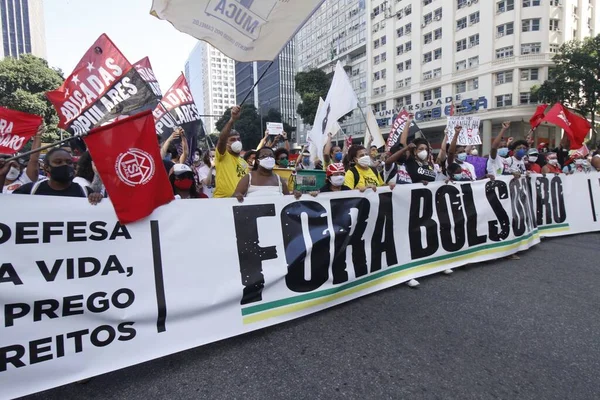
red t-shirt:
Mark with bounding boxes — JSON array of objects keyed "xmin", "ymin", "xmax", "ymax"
[{"xmin": 528, "ymin": 163, "xmax": 542, "ymax": 173}]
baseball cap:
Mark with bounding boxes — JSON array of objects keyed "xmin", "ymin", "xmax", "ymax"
[
  {"xmin": 172, "ymin": 163, "xmax": 193, "ymax": 176},
  {"xmin": 326, "ymin": 162, "xmax": 345, "ymax": 176}
]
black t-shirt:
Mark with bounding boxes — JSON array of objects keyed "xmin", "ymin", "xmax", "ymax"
[
  {"xmin": 13, "ymin": 181, "xmax": 91, "ymax": 197},
  {"xmin": 319, "ymin": 184, "xmax": 351, "ymax": 193},
  {"xmin": 403, "ymin": 158, "xmax": 436, "ymax": 182}
]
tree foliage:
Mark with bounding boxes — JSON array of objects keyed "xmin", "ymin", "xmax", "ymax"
[
  {"xmin": 532, "ymin": 35, "xmax": 600, "ymax": 144},
  {"xmin": 295, "ymin": 69, "xmax": 331, "ymax": 125},
  {"xmin": 215, "ymin": 104, "xmax": 262, "ymax": 149},
  {"xmin": 0, "ymin": 55, "xmax": 64, "ymax": 142}
]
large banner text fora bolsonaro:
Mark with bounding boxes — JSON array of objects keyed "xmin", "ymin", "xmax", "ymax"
[{"xmin": 1, "ymin": 174, "xmax": 600, "ymax": 399}]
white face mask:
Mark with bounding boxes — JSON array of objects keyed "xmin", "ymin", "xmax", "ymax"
[
  {"xmin": 357, "ymin": 155, "xmax": 371, "ymax": 167},
  {"xmin": 330, "ymin": 175, "xmax": 345, "ymax": 187},
  {"xmin": 528, "ymin": 155, "xmax": 538, "ymax": 163},
  {"xmin": 6, "ymin": 166, "xmax": 20, "ymax": 181},
  {"xmin": 575, "ymin": 159, "xmax": 584, "ymax": 165},
  {"xmin": 230, "ymin": 141, "xmax": 243, "ymax": 154},
  {"xmin": 417, "ymin": 150, "xmax": 428, "ymax": 161},
  {"xmin": 471, "ymin": 149, "xmax": 479, "ymax": 156},
  {"xmin": 193, "ymin": 154, "xmax": 200, "ymax": 163},
  {"xmin": 259, "ymin": 157, "xmax": 276, "ymax": 170},
  {"xmin": 548, "ymin": 159, "xmax": 558, "ymax": 166}
]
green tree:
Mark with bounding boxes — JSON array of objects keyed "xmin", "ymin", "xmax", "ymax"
[
  {"xmin": 532, "ymin": 35, "xmax": 600, "ymax": 145},
  {"xmin": 0, "ymin": 55, "xmax": 64, "ymax": 143},
  {"xmin": 295, "ymin": 69, "xmax": 331, "ymax": 124},
  {"xmin": 215, "ymin": 104, "xmax": 262, "ymax": 149}
]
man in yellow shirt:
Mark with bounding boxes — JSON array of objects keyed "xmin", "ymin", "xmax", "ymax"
[
  {"xmin": 344, "ymin": 145, "xmax": 385, "ymax": 190},
  {"xmin": 213, "ymin": 106, "xmax": 249, "ymax": 198}
]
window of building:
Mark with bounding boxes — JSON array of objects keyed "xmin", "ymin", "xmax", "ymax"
[
  {"xmin": 434, "ymin": 28, "xmax": 442, "ymax": 40},
  {"xmin": 522, "ymin": 0, "xmax": 540, "ymax": 6},
  {"xmin": 456, "ymin": 39, "xmax": 467, "ymax": 52},
  {"xmin": 397, "ymin": 45, "xmax": 404, "ymax": 56},
  {"xmin": 405, "ymin": 78, "xmax": 412, "ymax": 87},
  {"xmin": 424, "ymin": 0, "xmax": 433, "ymax": 5},
  {"xmin": 550, "ymin": 0, "xmax": 560, "ymax": 5},
  {"xmin": 468, "ymin": 56, "xmax": 479, "ymax": 67},
  {"xmin": 496, "ymin": 46, "xmax": 514, "ymax": 59},
  {"xmin": 397, "ymin": 62, "xmax": 404, "ymax": 72},
  {"xmin": 496, "ymin": 70, "xmax": 513, "ymax": 84},
  {"xmin": 374, "ymin": 55, "xmax": 380, "ymax": 65},
  {"xmin": 434, "ymin": 48, "xmax": 442, "ymax": 59},
  {"xmin": 497, "ymin": 0, "xmax": 515, "ymax": 13},
  {"xmin": 423, "ymin": 70, "xmax": 433, "ymax": 81},
  {"xmin": 520, "ymin": 68, "xmax": 539, "ymax": 80},
  {"xmin": 373, "ymin": 101, "xmax": 387, "ymax": 112},
  {"xmin": 455, "ymin": 81, "xmax": 467, "ymax": 93},
  {"xmin": 469, "ymin": 12, "xmax": 480, "ymax": 25},
  {"xmin": 520, "ymin": 92, "xmax": 533, "ymax": 104},
  {"xmin": 374, "ymin": 39, "xmax": 380, "ymax": 48},
  {"xmin": 405, "ymin": 41, "xmax": 412, "ymax": 51},
  {"xmin": 522, "ymin": 19, "xmax": 541, "ymax": 32},
  {"xmin": 405, "ymin": 5, "xmax": 412, "ymax": 15},
  {"xmin": 424, "ymin": 32, "xmax": 433, "ymax": 44},
  {"xmin": 456, "ymin": 60, "xmax": 467, "ymax": 71},
  {"xmin": 497, "ymin": 22, "xmax": 514, "ymax": 37},
  {"xmin": 456, "ymin": 17, "xmax": 467, "ymax": 31},
  {"xmin": 496, "ymin": 94, "xmax": 513, "ymax": 107},
  {"xmin": 423, "ymin": 52, "xmax": 432, "ymax": 63},
  {"xmin": 434, "ymin": 8, "xmax": 442, "ymax": 19},
  {"xmin": 550, "ymin": 19, "xmax": 560, "ymax": 31},
  {"xmin": 382, "ymin": 69, "xmax": 387, "ymax": 79},
  {"xmin": 373, "ymin": 71, "xmax": 380, "ymax": 81},
  {"xmin": 458, "ymin": 0, "xmax": 468, "ymax": 9},
  {"xmin": 433, "ymin": 68, "xmax": 442, "ymax": 78},
  {"xmin": 406, "ymin": 60, "xmax": 412, "ymax": 69},
  {"xmin": 381, "ymin": 52, "xmax": 387, "ymax": 62},
  {"xmin": 422, "ymin": 89, "xmax": 433, "ymax": 101},
  {"xmin": 424, "ymin": 13, "xmax": 433, "ymax": 25},
  {"xmin": 550, "ymin": 43, "xmax": 560, "ymax": 53},
  {"xmin": 397, "ymin": 27, "xmax": 404, "ymax": 37},
  {"xmin": 521, "ymin": 42, "xmax": 541, "ymax": 54},
  {"xmin": 469, "ymin": 34, "xmax": 480, "ymax": 47},
  {"xmin": 381, "ymin": 36, "xmax": 387, "ymax": 45},
  {"xmin": 434, "ymin": 87, "xmax": 442, "ymax": 98},
  {"xmin": 468, "ymin": 78, "xmax": 479, "ymax": 91}
]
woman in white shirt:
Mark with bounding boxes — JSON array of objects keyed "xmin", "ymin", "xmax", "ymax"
[{"xmin": 233, "ymin": 147, "xmax": 290, "ymax": 201}]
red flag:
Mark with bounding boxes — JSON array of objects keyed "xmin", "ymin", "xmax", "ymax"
[
  {"xmin": 46, "ymin": 34, "xmax": 156, "ymax": 136},
  {"xmin": 84, "ymin": 111, "xmax": 173, "ymax": 224},
  {"xmin": 0, "ymin": 107, "xmax": 43, "ymax": 154},
  {"xmin": 529, "ymin": 104, "xmax": 547, "ymax": 129},
  {"xmin": 542, "ymin": 104, "xmax": 591, "ymax": 149},
  {"xmin": 386, "ymin": 110, "xmax": 420, "ymax": 149},
  {"xmin": 133, "ymin": 57, "xmax": 162, "ymax": 99}
]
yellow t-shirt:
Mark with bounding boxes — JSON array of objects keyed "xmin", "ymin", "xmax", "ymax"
[
  {"xmin": 344, "ymin": 166, "xmax": 384, "ymax": 189},
  {"xmin": 213, "ymin": 149, "xmax": 249, "ymax": 198}
]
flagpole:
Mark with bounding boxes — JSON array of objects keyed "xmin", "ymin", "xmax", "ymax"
[
  {"xmin": 4, "ymin": 134, "xmax": 77, "ymax": 162},
  {"xmin": 240, "ymin": 61, "xmax": 274, "ymax": 106},
  {"xmin": 358, "ymin": 106, "xmax": 377, "ymax": 147}
]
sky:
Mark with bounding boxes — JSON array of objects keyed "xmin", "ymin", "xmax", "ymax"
[{"xmin": 44, "ymin": 0, "xmax": 198, "ymax": 93}]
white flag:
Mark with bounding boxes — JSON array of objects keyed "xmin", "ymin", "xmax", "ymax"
[
  {"xmin": 363, "ymin": 107, "xmax": 385, "ymax": 148},
  {"xmin": 310, "ymin": 61, "xmax": 359, "ymax": 161},
  {"xmin": 151, "ymin": 0, "xmax": 325, "ymax": 61}
]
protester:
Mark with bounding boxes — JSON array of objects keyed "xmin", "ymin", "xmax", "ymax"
[
  {"xmin": 213, "ymin": 105, "xmax": 248, "ymax": 198},
  {"xmin": 447, "ymin": 125, "xmax": 476, "ymax": 181},
  {"xmin": 1, "ymin": 126, "xmax": 43, "ymax": 193},
  {"xmin": 396, "ymin": 115, "xmax": 436, "ymax": 186},
  {"xmin": 592, "ymin": 151, "xmax": 600, "ymax": 171},
  {"xmin": 487, "ymin": 121, "xmax": 527, "ymax": 177},
  {"xmin": 384, "ymin": 142, "xmax": 413, "ymax": 185},
  {"xmin": 160, "ymin": 127, "xmax": 189, "ymax": 164},
  {"xmin": 526, "ymin": 148, "xmax": 542, "ymax": 173},
  {"xmin": 10, "ymin": 147, "xmax": 92, "ymax": 197},
  {"xmin": 542, "ymin": 152, "xmax": 562, "ymax": 175},
  {"xmin": 323, "ymin": 132, "xmax": 343, "ymax": 168},
  {"xmin": 319, "ymin": 163, "xmax": 352, "ymax": 193},
  {"xmin": 232, "ymin": 147, "xmax": 289, "ymax": 201},
  {"xmin": 243, "ymin": 150, "xmax": 257, "ymax": 169},
  {"xmin": 274, "ymin": 148, "xmax": 290, "ymax": 168},
  {"xmin": 296, "ymin": 148, "xmax": 315, "ymax": 170},
  {"xmin": 369, "ymin": 145, "xmax": 383, "ymax": 172},
  {"xmin": 343, "ymin": 145, "xmax": 385, "ymax": 191},
  {"xmin": 73, "ymin": 151, "xmax": 95, "ymax": 188},
  {"xmin": 194, "ymin": 150, "xmax": 215, "ymax": 198},
  {"xmin": 445, "ymin": 163, "xmax": 472, "ymax": 182},
  {"xmin": 170, "ymin": 163, "xmax": 202, "ymax": 199}
]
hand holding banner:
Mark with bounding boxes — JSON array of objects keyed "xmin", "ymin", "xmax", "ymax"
[
  {"xmin": 446, "ymin": 116, "xmax": 481, "ymax": 145},
  {"xmin": 0, "ymin": 107, "xmax": 43, "ymax": 154}
]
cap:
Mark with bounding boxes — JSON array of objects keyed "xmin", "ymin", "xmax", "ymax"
[
  {"xmin": 172, "ymin": 163, "xmax": 193, "ymax": 176},
  {"xmin": 326, "ymin": 162, "xmax": 345, "ymax": 176},
  {"xmin": 527, "ymin": 148, "xmax": 539, "ymax": 155}
]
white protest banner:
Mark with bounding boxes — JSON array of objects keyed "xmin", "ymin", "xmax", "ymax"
[
  {"xmin": 2, "ymin": 173, "xmax": 600, "ymax": 398},
  {"xmin": 266, "ymin": 122, "xmax": 284, "ymax": 136},
  {"xmin": 446, "ymin": 116, "xmax": 482, "ymax": 145},
  {"xmin": 151, "ymin": 0, "xmax": 325, "ymax": 62},
  {"xmin": 364, "ymin": 107, "xmax": 385, "ymax": 149}
]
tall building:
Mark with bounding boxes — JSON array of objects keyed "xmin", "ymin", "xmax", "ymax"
[
  {"xmin": 185, "ymin": 41, "xmax": 237, "ymax": 134},
  {"xmin": 235, "ymin": 40, "xmax": 297, "ymax": 136},
  {"xmin": 295, "ymin": 0, "xmax": 368, "ymax": 144},
  {"xmin": 0, "ymin": 0, "xmax": 46, "ymax": 59},
  {"xmin": 367, "ymin": 0, "xmax": 600, "ymax": 153}
]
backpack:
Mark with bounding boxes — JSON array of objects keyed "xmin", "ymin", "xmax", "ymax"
[{"xmin": 350, "ymin": 166, "xmax": 383, "ymax": 188}]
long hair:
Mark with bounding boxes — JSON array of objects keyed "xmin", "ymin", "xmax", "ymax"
[
  {"xmin": 409, "ymin": 138, "xmax": 431, "ymax": 160},
  {"xmin": 345, "ymin": 145, "xmax": 365, "ymax": 170}
]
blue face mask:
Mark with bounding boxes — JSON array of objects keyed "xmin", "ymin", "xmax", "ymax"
[
  {"xmin": 335, "ymin": 152, "xmax": 343, "ymax": 162},
  {"xmin": 498, "ymin": 147, "xmax": 509, "ymax": 157},
  {"xmin": 453, "ymin": 174, "xmax": 463, "ymax": 181},
  {"xmin": 457, "ymin": 153, "xmax": 467, "ymax": 162},
  {"xmin": 303, "ymin": 156, "xmax": 310, "ymax": 165},
  {"xmin": 515, "ymin": 149, "xmax": 527, "ymax": 159}
]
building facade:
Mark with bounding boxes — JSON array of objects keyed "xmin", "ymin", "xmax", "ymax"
[
  {"xmin": 235, "ymin": 40, "xmax": 297, "ymax": 136},
  {"xmin": 185, "ymin": 41, "xmax": 237, "ymax": 134},
  {"xmin": 0, "ymin": 0, "xmax": 46, "ymax": 59},
  {"xmin": 367, "ymin": 0, "xmax": 600, "ymax": 153},
  {"xmin": 295, "ymin": 0, "xmax": 368, "ymax": 144}
]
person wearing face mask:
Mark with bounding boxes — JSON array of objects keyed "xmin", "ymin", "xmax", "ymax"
[
  {"xmin": 447, "ymin": 125, "xmax": 476, "ymax": 181},
  {"xmin": 541, "ymin": 152, "xmax": 562, "ymax": 175},
  {"xmin": 526, "ymin": 149, "xmax": 542, "ymax": 173},
  {"xmin": 274, "ymin": 148, "xmax": 291, "ymax": 168},
  {"xmin": 10, "ymin": 147, "xmax": 92, "ymax": 197},
  {"xmin": 170, "ymin": 163, "xmax": 202, "ymax": 199},
  {"xmin": 487, "ymin": 121, "xmax": 517, "ymax": 177},
  {"xmin": 318, "ymin": 163, "xmax": 352, "ymax": 193},
  {"xmin": 194, "ymin": 150, "xmax": 215, "ymax": 198},
  {"xmin": 296, "ymin": 148, "xmax": 315, "ymax": 170},
  {"xmin": 343, "ymin": 145, "xmax": 385, "ymax": 190},
  {"xmin": 395, "ymin": 114, "xmax": 436, "ymax": 185},
  {"xmin": 323, "ymin": 132, "xmax": 344, "ymax": 168},
  {"xmin": 0, "ymin": 125, "xmax": 44, "ymax": 194},
  {"xmin": 214, "ymin": 105, "xmax": 248, "ymax": 198},
  {"xmin": 232, "ymin": 147, "xmax": 290, "ymax": 201},
  {"xmin": 446, "ymin": 163, "xmax": 470, "ymax": 182}
]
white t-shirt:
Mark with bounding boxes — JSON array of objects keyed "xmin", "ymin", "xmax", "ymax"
[
  {"xmin": 73, "ymin": 176, "xmax": 92, "ymax": 188},
  {"xmin": 458, "ymin": 161, "xmax": 476, "ymax": 181},
  {"xmin": 487, "ymin": 155, "xmax": 525, "ymax": 177},
  {"xmin": 196, "ymin": 164, "xmax": 214, "ymax": 198},
  {"xmin": 384, "ymin": 163, "xmax": 413, "ymax": 184},
  {"xmin": 2, "ymin": 173, "xmax": 31, "ymax": 194}
]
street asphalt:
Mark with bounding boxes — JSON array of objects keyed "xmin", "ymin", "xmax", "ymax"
[{"xmin": 21, "ymin": 233, "xmax": 600, "ymax": 400}]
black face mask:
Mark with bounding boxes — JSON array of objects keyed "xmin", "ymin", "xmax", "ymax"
[{"xmin": 49, "ymin": 165, "xmax": 75, "ymax": 183}]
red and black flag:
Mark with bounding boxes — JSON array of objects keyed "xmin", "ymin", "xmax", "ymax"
[
  {"xmin": 46, "ymin": 34, "xmax": 156, "ymax": 136},
  {"xmin": 386, "ymin": 109, "xmax": 420, "ymax": 149},
  {"xmin": 153, "ymin": 73, "xmax": 204, "ymax": 164},
  {"xmin": 133, "ymin": 56, "xmax": 162, "ymax": 107}
]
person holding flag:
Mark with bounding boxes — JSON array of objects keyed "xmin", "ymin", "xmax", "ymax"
[{"xmin": 213, "ymin": 105, "xmax": 249, "ymax": 198}]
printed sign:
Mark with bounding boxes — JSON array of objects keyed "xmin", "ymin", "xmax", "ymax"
[{"xmin": 266, "ymin": 122, "xmax": 283, "ymax": 136}]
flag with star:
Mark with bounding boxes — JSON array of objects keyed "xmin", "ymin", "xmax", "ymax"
[{"xmin": 46, "ymin": 34, "xmax": 156, "ymax": 136}]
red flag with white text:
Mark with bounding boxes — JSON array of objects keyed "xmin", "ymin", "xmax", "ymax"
[
  {"xmin": 0, "ymin": 107, "xmax": 43, "ymax": 154},
  {"xmin": 542, "ymin": 104, "xmax": 591, "ymax": 149},
  {"xmin": 84, "ymin": 111, "xmax": 173, "ymax": 224},
  {"xmin": 46, "ymin": 34, "xmax": 156, "ymax": 136},
  {"xmin": 386, "ymin": 110, "xmax": 420, "ymax": 149},
  {"xmin": 529, "ymin": 104, "xmax": 547, "ymax": 129}
]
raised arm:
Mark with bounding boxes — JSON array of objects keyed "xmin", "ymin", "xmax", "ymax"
[
  {"xmin": 436, "ymin": 133, "xmax": 448, "ymax": 165},
  {"xmin": 178, "ymin": 127, "xmax": 188, "ymax": 164},
  {"xmin": 399, "ymin": 114, "xmax": 414, "ymax": 147},
  {"xmin": 282, "ymin": 131, "xmax": 290, "ymax": 151},
  {"xmin": 25, "ymin": 124, "xmax": 44, "ymax": 182},
  {"xmin": 323, "ymin": 132, "xmax": 333, "ymax": 164},
  {"xmin": 447, "ymin": 125, "xmax": 462, "ymax": 165},
  {"xmin": 256, "ymin": 130, "xmax": 269, "ymax": 150},
  {"xmin": 490, "ymin": 121, "xmax": 510, "ymax": 159},
  {"xmin": 217, "ymin": 105, "xmax": 241, "ymax": 155},
  {"xmin": 386, "ymin": 143, "xmax": 414, "ymax": 165},
  {"xmin": 160, "ymin": 129, "xmax": 179, "ymax": 158}
]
